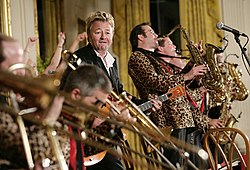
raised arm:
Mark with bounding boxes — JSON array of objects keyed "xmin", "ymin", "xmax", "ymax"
[
  {"xmin": 23, "ymin": 36, "xmax": 38, "ymax": 63},
  {"xmin": 68, "ymin": 32, "xmax": 87, "ymax": 53},
  {"xmin": 43, "ymin": 32, "xmax": 65, "ymax": 75},
  {"xmin": 55, "ymin": 32, "xmax": 87, "ymax": 76}
]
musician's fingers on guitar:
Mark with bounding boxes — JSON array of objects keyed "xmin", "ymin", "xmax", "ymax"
[
  {"xmin": 150, "ymin": 98, "xmax": 162, "ymax": 111},
  {"xmin": 127, "ymin": 94, "xmax": 133, "ymax": 100}
]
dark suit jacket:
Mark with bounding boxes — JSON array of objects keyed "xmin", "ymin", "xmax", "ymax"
[
  {"xmin": 74, "ymin": 44, "xmax": 123, "ymax": 95},
  {"xmin": 61, "ymin": 43, "xmax": 145, "ymax": 105}
]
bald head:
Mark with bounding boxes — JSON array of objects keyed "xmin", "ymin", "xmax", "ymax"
[{"xmin": 0, "ymin": 34, "xmax": 25, "ymax": 74}]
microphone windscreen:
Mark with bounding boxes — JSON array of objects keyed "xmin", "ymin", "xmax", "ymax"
[{"xmin": 216, "ymin": 22, "xmax": 223, "ymax": 29}]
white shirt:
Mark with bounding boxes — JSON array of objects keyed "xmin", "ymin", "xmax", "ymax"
[{"xmin": 94, "ymin": 50, "xmax": 115, "ymax": 75}]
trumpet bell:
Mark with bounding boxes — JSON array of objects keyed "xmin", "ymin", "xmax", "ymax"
[{"xmin": 0, "ymin": 69, "xmax": 59, "ymax": 109}]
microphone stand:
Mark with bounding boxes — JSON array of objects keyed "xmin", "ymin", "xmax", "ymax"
[{"xmin": 233, "ymin": 34, "xmax": 250, "ymax": 68}]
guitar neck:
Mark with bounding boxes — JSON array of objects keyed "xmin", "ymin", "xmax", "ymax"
[{"xmin": 138, "ymin": 94, "xmax": 168, "ymax": 112}]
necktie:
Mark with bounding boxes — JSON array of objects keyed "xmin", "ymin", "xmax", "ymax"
[{"xmin": 69, "ymin": 126, "xmax": 85, "ymax": 170}]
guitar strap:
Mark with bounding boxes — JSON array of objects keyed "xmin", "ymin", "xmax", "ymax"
[
  {"xmin": 160, "ymin": 61, "xmax": 200, "ymax": 109},
  {"xmin": 186, "ymin": 91, "xmax": 199, "ymax": 109},
  {"xmin": 69, "ymin": 126, "xmax": 85, "ymax": 170},
  {"xmin": 200, "ymin": 91, "xmax": 207, "ymax": 113}
]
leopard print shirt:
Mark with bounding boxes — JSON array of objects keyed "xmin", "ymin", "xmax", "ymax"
[
  {"xmin": 0, "ymin": 110, "xmax": 120, "ymax": 169},
  {"xmin": 0, "ymin": 110, "xmax": 70, "ymax": 169},
  {"xmin": 128, "ymin": 50, "xmax": 210, "ymax": 129}
]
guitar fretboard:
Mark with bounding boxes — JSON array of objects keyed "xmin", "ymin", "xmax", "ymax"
[{"xmin": 138, "ymin": 94, "xmax": 168, "ymax": 112}]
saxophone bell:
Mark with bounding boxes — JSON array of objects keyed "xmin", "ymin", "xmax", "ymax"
[{"xmin": 62, "ymin": 50, "xmax": 82, "ymax": 71}]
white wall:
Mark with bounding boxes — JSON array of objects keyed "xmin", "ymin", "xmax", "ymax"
[
  {"xmin": 10, "ymin": 0, "xmax": 36, "ymax": 62},
  {"xmin": 63, "ymin": 0, "xmax": 111, "ymax": 49},
  {"xmin": 8, "ymin": 0, "xmax": 111, "ymax": 64},
  {"xmin": 221, "ymin": 0, "xmax": 250, "ymax": 151}
]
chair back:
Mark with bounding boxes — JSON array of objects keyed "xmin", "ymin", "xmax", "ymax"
[{"xmin": 203, "ymin": 127, "xmax": 250, "ymax": 170}]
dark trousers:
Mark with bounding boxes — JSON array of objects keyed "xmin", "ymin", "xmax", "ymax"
[
  {"xmin": 86, "ymin": 152, "xmax": 125, "ymax": 170},
  {"xmin": 163, "ymin": 127, "xmax": 208, "ymax": 170}
]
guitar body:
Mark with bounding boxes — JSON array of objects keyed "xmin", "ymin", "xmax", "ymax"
[
  {"xmin": 138, "ymin": 84, "xmax": 186, "ymax": 112},
  {"xmin": 84, "ymin": 150, "xmax": 107, "ymax": 166},
  {"xmin": 167, "ymin": 84, "xmax": 186, "ymax": 100},
  {"xmin": 83, "ymin": 85, "xmax": 185, "ymax": 167}
]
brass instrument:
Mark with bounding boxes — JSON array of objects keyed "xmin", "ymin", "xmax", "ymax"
[
  {"xmin": 227, "ymin": 62, "xmax": 249, "ymax": 101},
  {"xmin": 166, "ymin": 25, "xmax": 226, "ymax": 105},
  {"xmin": 8, "ymin": 91, "xmax": 35, "ymax": 169},
  {"xmin": 0, "ymin": 67, "xmax": 70, "ymax": 170},
  {"xmin": 8, "ymin": 63, "xmax": 35, "ymax": 77},
  {"xmin": 0, "ymin": 69, "xmax": 57, "ymax": 109},
  {"xmin": 0, "ymin": 69, "xmax": 177, "ymax": 169},
  {"xmin": 0, "ymin": 64, "xmax": 210, "ymax": 169},
  {"xmin": 110, "ymin": 91, "xmax": 209, "ymax": 170},
  {"xmin": 0, "ymin": 63, "xmax": 38, "ymax": 169},
  {"xmin": 180, "ymin": 26, "xmax": 225, "ymax": 100},
  {"xmin": 62, "ymin": 50, "xmax": 82, "ymax": 71},
  {"xmin": 217, "ymin": 61, "xmax": 248, "ymax": 144}
]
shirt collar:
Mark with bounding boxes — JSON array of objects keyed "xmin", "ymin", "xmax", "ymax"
[{"xmin": 94, "ymin": 50, "xmax": 115, "ymax": 68}]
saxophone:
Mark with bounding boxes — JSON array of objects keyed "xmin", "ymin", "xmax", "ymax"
[
  {"xmin": 179, "ymin": 25, "xmax": 226, "ymax": 104},
  {"xmin": 217, "ymin": 61, "xmax": 247, "ymax": 144},
  {"xmin": 227, "ymin": 62, "xmax": 249, "ymax": 101}
]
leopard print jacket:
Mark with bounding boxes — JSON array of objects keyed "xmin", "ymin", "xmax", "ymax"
[
  {"xmin": 0, "ymin": 110, "xmax": 70, "ymax": 169},
  {"xmin": 128, "ymin": 49, "xmax": 210, "ymax": 129},
  {"xmin": 0, "ymin": 110, "xmax": 119, "ymax": 169}
]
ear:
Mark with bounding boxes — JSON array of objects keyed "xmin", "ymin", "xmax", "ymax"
[
  {"xmin": 157, "ymin": 46, "xmax": 164, "ymax": 52},
  {"xmin": 71, "ymin": 88, "xmax": 81, "ymax": 100},
  {"xmin": 137, "ymin": 34, "xmax": 144, "ymax": 41}
]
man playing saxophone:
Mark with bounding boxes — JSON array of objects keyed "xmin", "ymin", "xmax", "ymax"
[{"xmin": 128, "ymin": 23, "xmax": 223, "ymax": 169}]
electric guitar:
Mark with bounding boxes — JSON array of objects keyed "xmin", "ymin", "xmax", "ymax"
[
  {"xmin": 67, "ymin": 51, "xmax": 187, "ymax": 166},
  {"xmin": 138, "ymin": 84, "xmax": 186, "ymax": 112},
  {"xmin": 83, "ymin": 84, "xmax": 186, "ymax": 166}
]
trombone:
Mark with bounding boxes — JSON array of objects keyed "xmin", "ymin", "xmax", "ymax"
[
  {"xmin": 0, "ymin": 69, "xmax": 174, "ymax": 169},
  {"xmin": 110, "ymin": 91, "xmax": 209, "ymax": 170},
  {"xmin": 0, "ymin": 68, "xmax": 208, "ymax": 169}
]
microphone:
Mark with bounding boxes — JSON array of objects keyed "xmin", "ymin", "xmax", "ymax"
[{"xmin": 216, "ymin": 22, "xmax": 247, "ymax": 37}]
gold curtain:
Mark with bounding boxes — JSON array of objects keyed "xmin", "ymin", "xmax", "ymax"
[
  {"xmin": 0, "ymin": 0, "xmax": 11, "ymax": 35},
  {"xmin": 38, "ymin": 0, "xmax": 63, "ymax": 60},
  {"xmin": 179, "ymin": 0, "xmax": 223, "ymax": 49},
  {"xmin": 112, "ymin": 1, "xmax": 151, "ymax": 169},
  {"xmin": 112, "ymin": 0, "xmax": 150, "ymax": 96}
]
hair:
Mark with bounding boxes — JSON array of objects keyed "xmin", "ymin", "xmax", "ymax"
[
  {"xmin": 155, "ymin": 36, "xmax": 167, "ymax": 52},
  {"xmin": 129, "ymin": 22, "xmax": 151, "ymax": 52},
  {"xmin": 157, "ymin": 37, "xmax": 166, "ymax": 47},
  {"xmin": 86, "ymin": 11, "xmax": 115, "ymax": 35},
  {"xmin": 63, "ymin": 64, "xmax": 112, "ymax": 96},
  {"xmin": 0, "ymin": 33, "xmax": 17, "ymax": 63}
]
